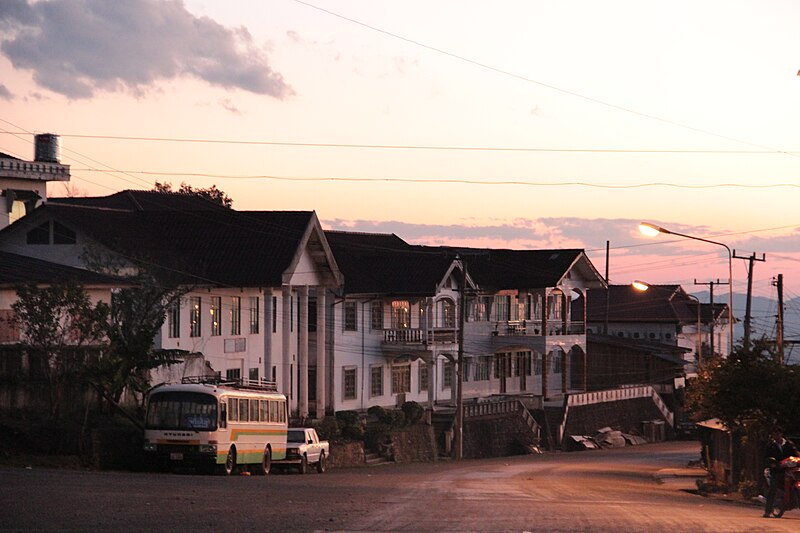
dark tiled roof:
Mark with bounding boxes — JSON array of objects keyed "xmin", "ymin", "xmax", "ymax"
[
  {"xmin": 584, "ymin": 284, "xmax": 698, "ymax": 323},
  {"xmin": 326, "ymin": 231, "xmax": 453, "ymax": 296},
  {"xmin": 49, "ymin": 190, "xmax": 227, "ymax": 212},
  {"xmin": 0, "ymin": 251, "xmax": 125, "ymax": 286},
  {"xmin": 34, "ymin": 202, "xmax": 315, "ymax": 287},
  {"xmin": 429, "ymin": 247, "xmax": 588, "ymax": 290}
]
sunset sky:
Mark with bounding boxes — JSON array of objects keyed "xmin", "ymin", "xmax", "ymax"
[{"xmin": 1, "ymin": 0, "xmax": 799, "ymax": 326}]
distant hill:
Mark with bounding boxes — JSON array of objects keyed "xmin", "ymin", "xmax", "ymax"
[{"xmin": 692, "ymin": 292, "xmax": 799, "ymax": 364}]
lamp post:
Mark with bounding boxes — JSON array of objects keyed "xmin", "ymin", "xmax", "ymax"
[
  {"xmin": 633, "ymin": 281, "xmax": 702, "ymax": 371},
  {"xmin": 638, "ymin": 222, "xmax": 734, "ymax": 355}
]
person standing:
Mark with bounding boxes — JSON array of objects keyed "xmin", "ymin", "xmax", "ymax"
[{"xmin": 763, "ymin": 426, "xmax": 799, "ymax": 518}]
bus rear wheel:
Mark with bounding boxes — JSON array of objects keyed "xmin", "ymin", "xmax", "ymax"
[{"xmin": 253, "ymin": 448, "xmax": 271, "ymax": 476}]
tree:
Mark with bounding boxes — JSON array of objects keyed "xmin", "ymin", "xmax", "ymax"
[
  {"xmin": 10, "ymin": 281, "xmax": 109, "ymax": 420},
  {"xmin": 91, "ymin": 279, "xmax": 186, "ymax": 411},
  {"xmin": 685, "ymin": 338, "xmax": 800, "ymax": 436},
  {"xmin": 153, "ymin": 181, "xmax": 233, "ymax": 208}
]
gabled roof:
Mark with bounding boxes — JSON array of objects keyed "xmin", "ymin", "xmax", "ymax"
[
  {"xmin": 0, "ymin": 251, "xmax": 125, "ymax": 286},
  {"xmin": 7, "ymin": 193, "xmax": 337, "ymax": 288},
  {"xmin": 584, "ymin": 284, "xmax": 699, "ymax": 324},
  {"xmin": 0, "ymin": 152, "xmax": 22, "ymax": 161},
  {"xmin": 426, "ymin": 247, "xmax": 605, "ymax": 291},
  {"xmin": 326, "ymin": 231, "xmax": 457, "ymax": 296}
]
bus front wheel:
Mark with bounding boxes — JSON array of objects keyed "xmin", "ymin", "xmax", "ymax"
[{"xmin": 219, "ymin": 447, "xmax": 237, "ymax": 476}]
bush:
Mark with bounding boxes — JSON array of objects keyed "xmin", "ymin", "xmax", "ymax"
[
  {"xmin": 367, "ymin": 405, "xmax": 387, "ymax": 421},
  {"xmin": 314, "ymin": 416, "xmax": 340, "ymax": 443},
  {"xmin": 401, "ymin": 401, "xmax": 424, "ymax": 426},
  {"xmin": 335, "ymin": 410, "xmax": 364, "ymax": 442}
]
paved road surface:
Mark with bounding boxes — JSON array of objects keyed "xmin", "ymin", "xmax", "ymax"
[{"xmin": 2, "ymin": 441, "xmax": 797, "ymax": 532}]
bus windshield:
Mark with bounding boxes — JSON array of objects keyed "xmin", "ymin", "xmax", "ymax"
[{"xmin": 146, "ymin": 391, "xmax": 218, "ymax": 431}]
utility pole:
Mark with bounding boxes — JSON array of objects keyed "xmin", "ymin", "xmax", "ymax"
[
  {"xmin": 773, "ymin": 274, "xmax": 784, "ymax": 365},
  {"xmin": 695, "ymin": 279, "xmax": 729, "ymax": 357},
  {"xmin": 733, "ymin": 250, "xmax": 766, "ymax": 350},
  {"xmin": 604, "ymin": 241, "xmax": 610, "ymax": 335},
  {"xmin": 454, "ymin": 256, "xmax": 466, "ymax": 460}
]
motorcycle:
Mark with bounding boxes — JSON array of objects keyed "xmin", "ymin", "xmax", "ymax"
[{"xmin": 766, "ymin": 456, "xmax": 800, "ymax": 518}]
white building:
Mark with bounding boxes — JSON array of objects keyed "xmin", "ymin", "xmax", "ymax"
[{"xmin": 0, "ymin": 134, "xmax": 69, "ymax": 230}]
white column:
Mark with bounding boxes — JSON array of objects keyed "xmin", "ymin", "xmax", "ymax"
[
  {"xmin": 316, "ymin": 289, "xmax": 327, "ymax": 417},
  {"xmin": 282, "ymin": 285, "xmax": 293, "ymax": 412},
  {"xmin": 263, "ymin": 293, "xmax": 273, "ymax": 382},
  {"xmin": 298, "ymin": 285, "xmax": 309, "ymax": 419}
]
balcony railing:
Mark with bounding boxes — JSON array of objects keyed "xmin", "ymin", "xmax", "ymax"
[
  {"xmin": 492, "ymin": 320, "xmax": 585, "ymax": 337},
  {"xmin": 382, "ymin": 327, "xmax": 457, "ymax": 345}
]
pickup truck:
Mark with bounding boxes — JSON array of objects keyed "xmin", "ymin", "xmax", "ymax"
[{"xmin": 276, "ymin": 428, "xmax": 330, "ymax": 474}]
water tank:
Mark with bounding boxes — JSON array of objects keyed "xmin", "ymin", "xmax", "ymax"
[{"xmin": 34, "ymin": 133, "xmax": 59, "ymax": 163}]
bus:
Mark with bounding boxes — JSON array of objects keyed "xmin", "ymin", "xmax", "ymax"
[{"xmin": 143, "ymin": 377, "xmax": 288, "ymax": 475}]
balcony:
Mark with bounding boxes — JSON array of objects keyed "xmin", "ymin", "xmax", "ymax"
[
  {"xmin": 382, "ymin": 327, "xmax": 457, "ymax": 346},
  {"xmin": 491, "ymin": 320, "xmax": 585, "ymax": 337}
]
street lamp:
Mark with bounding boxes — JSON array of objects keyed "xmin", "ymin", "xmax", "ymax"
[
  {"xmin": 638, "ymin": 222, "xmax": 734, "ymax": 355},
  {"xmin": 633, "ymin": 281, "xmax": 703, "ymax": 371}
]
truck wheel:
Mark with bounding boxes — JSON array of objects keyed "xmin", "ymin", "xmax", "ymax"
[
  {"xmin": 253, "ymin": 448, "xmax": 271, "ymax": 476},
  {"xmin": 299, "ymin": 455, "xmax": 308, "ymax": 475},
  {"xmin": 316, "ymin": 452, "xmax": 326, "ymax": 474}
]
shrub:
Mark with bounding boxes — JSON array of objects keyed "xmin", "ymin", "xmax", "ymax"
[
  {"xmin": 314, "ymin": 416, "xmax": 340, "ymax": 443},
  {"xmin": 401, "ymin": 401, "xmax": 424, "ymax": 425},
  {"xmin": 367, "ymin": 405, "xmax": 387, "ymax": 421},
  {"xmin": 335, "ymin": 410, "xmax": 364, "ymax": 442}
]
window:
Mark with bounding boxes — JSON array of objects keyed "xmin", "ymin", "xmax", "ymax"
[
  {"xmin": 533, "ymin": 354, "xmax": 542, "ymax": 376},
  {"xmin": 438, "ymin": 299, "xmax": 456, "ymax": 328},
  {"xmin": 392, "ymin": 364, "xmax": 411, "ymax": 394},
  {"xmin": 370, "ymin": 365, "xmax": 383, "ymax": 397},
  {"xmin": 344, "ymin": 301, "xmax": 357, "ymax": 331},
  {"xmin": 52, "ymin": 221, "xmax": 76, "ymax": 244},
  {"xmin": 371, "ymin": 301, "xmax": 384, "ymax": 330},
  {"xmin": 26, "ymin": 221, "xmax": 49, "ymax": 244},
  {"xmin": 190, "ymin": 297, "xmax": 201, "ymax": 337},
  {"xmin": 495, "ymin": 295, "xmax": 511, "ymax": 321},
  {"xmin": 230, "ymin": 297, "xmax": 241, "ymax": 336},
  {"xmin": 226, "ymin": 368, "xmax": 241, "ymax": 380},
  {"xmin": 343, "ymin": 368, "xmax": 357, "ymax": 400},
  {"xmin": 249, "ymin": 296, "xmax": 259, "ymax": 334},
  {"xmin": 391, "ymin": 300, "xmax": 410, "ymax": 329},
  {"xmin": 228, "ymin": 397, "xmax": 239, "ymax": 421},
  {"xmin": 239, "ymin": 398, "xmax": 249, "ymax": 422},
  {"xmin": 474, "ymin": 356, "xmax": 490, "ymax": 381},
  {"xmin": 442, "ymin": 361, "xmax": 453, "ymax": 389},
  {"xmin": 210, "ymin": 297, "xmax": 222, "ymax": 336},
  {"xmin": 249, "ymin": 367, "xmax": 259, "ymax": 381},
  {"xmin": 249, "ymin": 398, "xmax": 259, "ymax": 421},
  {"xmin": 553, "ymin": 352, "xmax": 563, "ymax": 374},
  {"xmin": 259, "ymin": 400, "xmax": 269, "ymax": 422},
  {"xmin": 167, "ymin": 299, "xmax": 180, "ymax": 338},
  {"xmin": 419, "ymin": 364, "xmax": 428, "ymax": 392}
]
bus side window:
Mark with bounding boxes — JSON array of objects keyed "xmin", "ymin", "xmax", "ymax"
[{"xmin": 220, "ymin": 402, "xmax": 227, "ymax": 429}]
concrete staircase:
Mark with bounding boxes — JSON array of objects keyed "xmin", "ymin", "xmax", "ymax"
[{"xmin": 364, "ymin": 451, "xmax": 393, "ymax": 466}]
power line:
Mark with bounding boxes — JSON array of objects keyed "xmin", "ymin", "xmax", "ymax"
[
  {"xmin": 0, "ymin": 131, "xmax": 793, "ymax": 155},
  {"xmin": 292, "ymin": 0, "xmax": 800, "ymax": 159},
  {"xmin": 66, "ymin": 168, "xmax": 800, "ymax": 189}
]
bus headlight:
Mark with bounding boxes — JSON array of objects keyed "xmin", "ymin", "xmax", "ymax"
[
  {"xmin": 143, "ymin": 441, "xmax": 157, "ymax": 452},
  {"xmin": 198, "ymin": 444, "xmax": 217, "ymax": 454}
]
